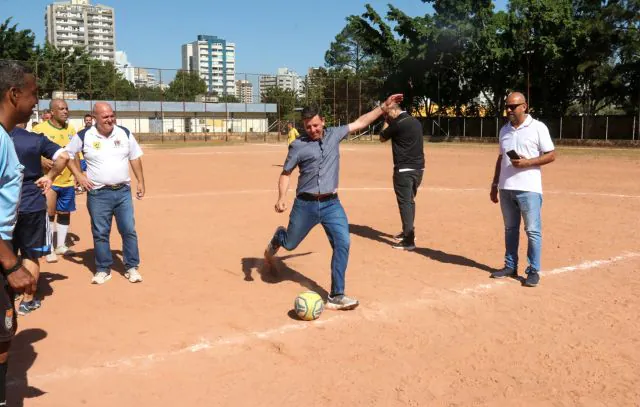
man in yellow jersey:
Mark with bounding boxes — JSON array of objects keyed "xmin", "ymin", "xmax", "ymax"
[
  {"xmin": 286, "ymin": 122, "xmax": 299, "ymax": 147},
  {"xmin": 33, "ymin": 99, "xmax": 76, "ymax": 263}
]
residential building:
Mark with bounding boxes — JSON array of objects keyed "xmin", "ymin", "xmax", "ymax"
[
  {"xmin": 235, "ymin": 80, "xmax": 253, "ymax": 103},
  {"xmin": 45, "ymin": 0, "xmax": 116, "ymax": 62},
  {"xmin": 259, "ymin": 67, "xmax": 303, "ymax": 96},
  {"xmin": 181, "ymin": 35, "xmax": 236, "ymax": 96}
]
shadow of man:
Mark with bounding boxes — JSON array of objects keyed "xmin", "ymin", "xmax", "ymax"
[
  {"xmin": 349, "ymin": 224, "xmax": 496, "ymax": 273},
  {"xmin": 241, "ymin": 252, "xmax": 329, "ymax": 299},
  {"xmin": 36, "ymin": 272, "xmax": 68, "ymax": 300},
  {"xmin": 66, "ymin": 249, "xmax": 127, "ymax": 277},
  {"xmin": 7, "ymin": 328, "xmax": 47, "ymax": 407}
]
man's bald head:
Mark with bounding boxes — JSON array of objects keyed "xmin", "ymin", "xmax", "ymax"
[
  {"xmin": 93, "ymin": 102, "xmax": 116, "ymax": 136},
  {"xmin": 505, "ymin": 91, "xmax": 528, "ymax": 126},
  {"xmin": 49, "ymin": 98, "xmax": 69, "ymax": 127}
]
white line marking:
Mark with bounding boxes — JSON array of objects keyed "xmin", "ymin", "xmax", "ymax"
[{"xmin": 17, "ymin": 251, "xmax": 640, "ymax": 386}]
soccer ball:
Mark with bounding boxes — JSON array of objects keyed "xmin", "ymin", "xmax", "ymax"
[{"xmin": 294, "ymin": 291, "xmax": 324, "ymax": 321}]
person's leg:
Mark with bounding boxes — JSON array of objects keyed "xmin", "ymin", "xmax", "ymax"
[
  {"xmin": 113, "ymin": 187, "xmax": 142, "ymax": 282},
  {"xmin": 87, "ymin": 188, "xmax": 115, "ymax": 281},
  {"xmin": 515, "ymin": 191, "xmax": 543, "ymax": 286},
  {"xmin": 491, "ymin": 189, "xmax": 521, "ymax": 279},
  {"xmin": 45, "ymin": 188, "xmax": 58, "ymax": 262},
  {"xmin": 54, "ymin": 187, "xmax": 76, "ymax": 255},
  {"xmin": 319, "ymin": 199, "xmax": 351, "ymax": 297},
  {"xmin": 0, "ymin": 341, "xmax": 9, "ymax": 407},
  {"xmin": 393, "ymin": 171, "xmax": 414, "ymax": 238},
  {"xmin": 267, "ymin": 198, "xmax": 319, "ymax": 257}
]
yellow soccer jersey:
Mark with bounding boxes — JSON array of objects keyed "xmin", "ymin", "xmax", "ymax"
[
  {"xmin": 287, "ymin": 128, "xmax": 299, "ymax": 145},
  {"xmin": 33, "ymin": 120, "xmax": 76, "ymax": 187}
]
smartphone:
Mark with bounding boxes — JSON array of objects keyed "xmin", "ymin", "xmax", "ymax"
[{"xmin": 506, "ymin": 150, "xmax": 520, "ymax": 160}]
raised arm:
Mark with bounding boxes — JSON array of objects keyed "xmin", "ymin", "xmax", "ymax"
[{"xmin": 348, "ymin": 94, "xmax": 403, "ymax": 133}]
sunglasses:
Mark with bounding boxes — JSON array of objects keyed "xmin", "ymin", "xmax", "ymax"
[{"xmin": 506, "ymin": 103, "xmax": 524, "ymax": 111}]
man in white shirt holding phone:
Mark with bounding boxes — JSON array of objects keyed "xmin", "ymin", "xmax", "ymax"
[{"xmin": 489, "ymin": 92, "xmax": 556, "ymax": 287}]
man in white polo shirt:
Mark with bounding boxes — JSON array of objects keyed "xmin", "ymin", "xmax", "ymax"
[
  {"xmin": 489, "ymin": 92, "xmax": 556, "ymax": 287},
  {"xmin": 66, "ymin": 102, "xmax": 146, "ymax": 285}
]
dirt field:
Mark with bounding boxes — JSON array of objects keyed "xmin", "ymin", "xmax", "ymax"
[{"xmin": 8, "ymin": 142, "xmax": 640, "ymax": 407}]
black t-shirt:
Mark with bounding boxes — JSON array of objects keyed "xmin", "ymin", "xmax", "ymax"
[{"xmin": 380, "ymin": 112, "xmax": 425, "ymax": 170}]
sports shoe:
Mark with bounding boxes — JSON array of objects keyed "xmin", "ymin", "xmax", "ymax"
[
  {"xmin": 55, "ymin": 245, "xmax": 74, "ymax": 256},
  {"xmin": 392, "ymin": 239, "xmax": 416, "ymax": 251},
  {"xmin": 45, "ymin": 251, "xmax": 58, "ymax": 263},
  {"xmin": 17, "ymin": 302, "xmax": 32, "ymax": 316},
  {"xmin": 264, "ymin": 226, "xmax": 285, "ymax": 262},
  {"xmin": 524, "ymin": 271, "xmax": 540, "ymax": 287},
  {"xmin": 91, "ymin": 271, "xmax": 112, "ymax": 285},
  {"xmin": 326, "ymin": 294, "xmax": 359, "ymax": 310},
  {"xmin": 394, "ymin": 232, "xmax": 417, "ymax": 242},
  {"xmin": 29, "ymin": 298, "xmax": 42, "ymax": 309},
  {"xmin": 124, "ymin": 267, "xmax": 143, "ymax": 283},
  {"xmin": 490, "ymin": 267, "xmax": 517, "ymax": 279}
]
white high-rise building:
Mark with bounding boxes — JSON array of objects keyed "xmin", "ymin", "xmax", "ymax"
[
  {"xmin": 114, "ymin": 50, "xmax": 135, "ymax": 83},
  {"xmin": 235, "ymin": 80, "xmax": 253, "ymax": 103},
  {"xmin": 259, "ymin": 67, "xmax": 302, "ymax": 96},
  {"xmin": 181, "ymin": 35, "xmax": 236, "ymax": 96},
  {"xmin": 45, "ymin": 0, "xmax": 116, "ymax": 62}
]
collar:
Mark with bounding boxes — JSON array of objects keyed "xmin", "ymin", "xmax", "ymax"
[
  {"xmin": 510, "ymin": 114, "xmax": 533, "ymax": 130},
  {"xmin": 47, "ymin": 120, "xmax": 68, "ymax": 130}
]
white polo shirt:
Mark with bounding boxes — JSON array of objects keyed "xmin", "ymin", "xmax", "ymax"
[
  {"xmin": 66, "ymin": 125, "xmax": 143, "ymax": 189},
  {"xmin": 498, "ymin": 115, "xmax": 554, "ymax": 194}
]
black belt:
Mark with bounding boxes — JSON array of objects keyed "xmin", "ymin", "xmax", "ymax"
[
  {"xmin": 297, "ymin": 193, "xmax": 338, "ymax": 202},
  {"xmin": 105, "ymin": 184, "xmax": 126, "ymax": 190}
]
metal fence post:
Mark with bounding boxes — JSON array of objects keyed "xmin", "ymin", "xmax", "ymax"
[
  {"xmin": 495, "ymin": 117, "xmax": 498, "ymax": 138},
  {"xmin": 463, "ymin": 117, "xmax": 466, "ymax": 137},
  {"xmin": 605, "ymin": 116, "xmax": 609, "ymax": 140},
  {"xmin": 633, "ymin": 115, "xmax": 636, "ymax": 141},
  {"xmin": 480, "ymin": 118, "xmax": 483, "ymax": 138},
  {"xmin": 559, "ymin": 117, "xmax": 563, "ymax": 140},
  {"xmin": 581, "ymin": 116, "xmax": 584, "ymax": 140}
]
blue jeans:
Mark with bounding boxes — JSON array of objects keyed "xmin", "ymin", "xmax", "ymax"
[
  {"xmin": 86, "ymin": 185, "xmax": 140, "ymax": 273},
  {"xmin": 499, "ymin": 189, "xmax": 542, "ymax": 273},
  {"xmin": 273, "ymin": 197, "xmax": 350, "ymax": 297}
]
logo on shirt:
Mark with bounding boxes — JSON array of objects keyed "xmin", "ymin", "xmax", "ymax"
[
  {"xmin": 114, "ymin": 139, "xmax": 121, "ymax": 148},
  {"xmin": 93, "ymin": 141, "xmax": 102, "ymax": 150}
]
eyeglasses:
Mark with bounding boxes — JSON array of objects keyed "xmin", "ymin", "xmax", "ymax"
[{"xmin": 506, "ymin": 103, "xmax": 524, "ymax": 111}]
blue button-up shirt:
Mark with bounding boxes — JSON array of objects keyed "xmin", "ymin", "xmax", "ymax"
[
  {"xmin": 283, "ymin": 125, "xmax": 349, "ymax": 196},
  {"xmin": 0, "ymin": 124, "xmax": 25, "ymax": 240}
]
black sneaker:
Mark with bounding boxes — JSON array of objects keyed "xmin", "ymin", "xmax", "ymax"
[
  {"xmin": 490, "ymin": 267, "xmax": 516, "ymax": 279},
  {"xmin": 264, "ymin": 226, "xmax": 285, "ymax": 262},
  {"xmin": 393, "ymin": 232, "xmax": 404, "ymax": 242},
  {"xmin": 392, "ymin": 239, "xmax": 416, "ymax": 251},
  {"xmin": 524, "ymin": 271, "xmax": 540, "ymax": 287}
]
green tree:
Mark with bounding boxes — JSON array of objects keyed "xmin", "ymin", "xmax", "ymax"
[
  {"xmin": 0, "ymin": 18, "xmax": 36, "ymax": 61},
  {"xmin": 218, "ymin": 94, "xmax": 240, "ymax": 103},
  {"xmin": 164, "ymin": 70, "xmax": 207, "ymax": 102}
]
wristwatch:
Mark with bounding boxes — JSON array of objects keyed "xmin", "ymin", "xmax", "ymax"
[{"xmin": 2, "ymin": 256, "xmax": 23, "ymax": 277}]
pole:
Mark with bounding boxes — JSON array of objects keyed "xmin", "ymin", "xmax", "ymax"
[
  {"xmin": 559, "ymin": 117, "xmax": 563, "ymax": 140},
  {"xmin": 581, "ymin": 116, "xmax": 584, "ymax": 140},
  {"xmin": 605, "ymin": 116, "xmax": 609, "ymax": 140}
]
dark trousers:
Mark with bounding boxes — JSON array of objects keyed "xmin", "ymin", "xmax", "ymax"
[{"xmin": 393, "ymin": 170, "xmax": 423, "ymax": 242}]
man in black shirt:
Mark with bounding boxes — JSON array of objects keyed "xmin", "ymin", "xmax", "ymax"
[{"xmin": 380, "ymin": 104, "xmax": 425, "ymax": 250}]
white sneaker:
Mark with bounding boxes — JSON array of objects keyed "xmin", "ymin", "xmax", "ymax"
[
  {"xmin": 91, "ymin": 271, "xmax": 112, "ymax": 285},
  {"xmin": 54, "ymin": 245, "xmax": 74, "ymax": 256},
  {"xmin": 124, "ymin": 268, "xmax": 142, "ymax": 283},
  {"xmin": 45, "ymin": 251, "xmax": 58, "ymax": 263}
]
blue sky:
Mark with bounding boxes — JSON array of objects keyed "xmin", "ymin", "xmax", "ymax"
[{"xmin": 2, "ymin": 0, "xmax": 507, "ymax": 76}]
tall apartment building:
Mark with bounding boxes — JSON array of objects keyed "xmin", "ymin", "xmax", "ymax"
[
  {"xmin": 259, "ymin": 67, "xmax": 303, "ymax": 96},
  {"xmin": 235, "ymin": 80, "xmax": 253, "ymax": 103},
  {"xmin": 181, "ymin": 35, "xmax": 236, "ymax": 96},
  {"xmin": 45, "ymin": 0, "xmax": 116, "ymax": 62}
]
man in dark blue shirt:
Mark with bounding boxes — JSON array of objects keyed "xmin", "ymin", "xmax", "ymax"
[
  {"xmin": 264, "ymin": 94, "xmax": 403, "ymax": 311},
  {"xmin": 9, "ymin": 124, "xmax": 70, "ymax": 315}
]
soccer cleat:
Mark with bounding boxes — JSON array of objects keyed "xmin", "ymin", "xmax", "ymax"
[
  {"xmin": 264, "ymin": 226, "xmax": 285, "ymax": 262},
  {"xmin": 524, "ymin": 271, "xmax": 540, "ymax": 287},
  {"xmin": 45, "ymin": 251, "xmax": 58, "ymax": 263},
  {"xmin": 55, "ymin": 245, "xmax": 74, "ymax": 256},
  {"xmin": 326, "ymin": 294, "xmax": 359, "ymax": 311},
  {"xmin": 125, "ymin": 267, "xmax": 143, "ymax": 283},
  {"xmin": 490, "ymin": 267, "xmax": 517, "ymax": 279},
  {"xmin": 392, "ymin": 239, "xmax": 416, "ymax": 251},
  {"xmin": 91, "ymin": 271, "xmax": 112, "ymax": 285}
]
